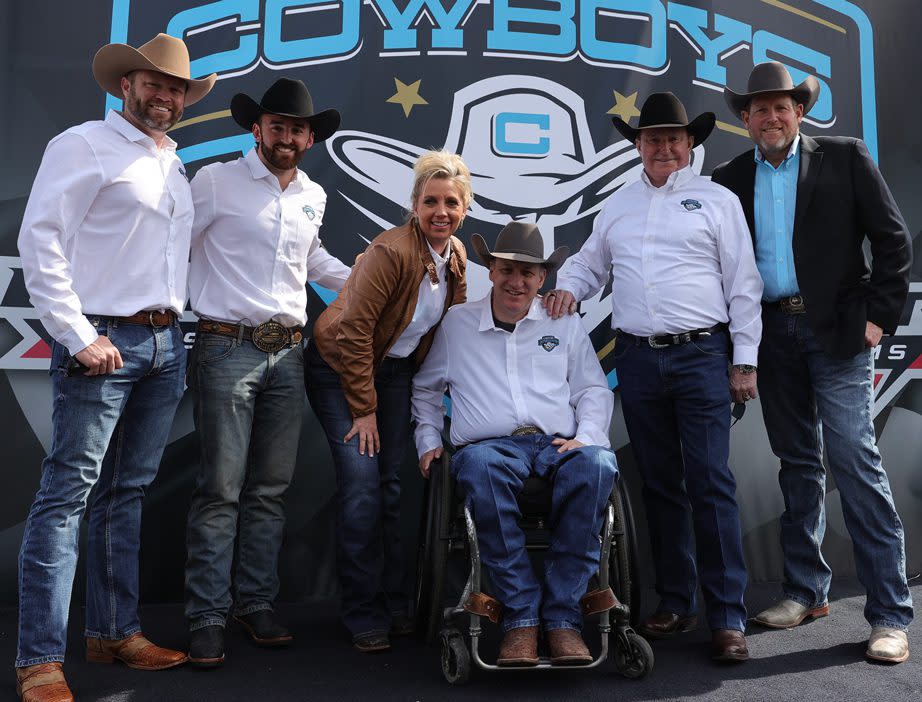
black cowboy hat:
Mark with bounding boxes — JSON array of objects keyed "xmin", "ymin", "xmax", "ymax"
[
  {"xmin": 611, "ymin": 92, "xmax": 715, "ymax": 146},
  {"xmin": 724, "ymin": 61, "xmax": 820, "ymax": 117},
  {"xmin": 231, "ymin": 77, "xmax": 341, "ymax": 142},
  {"xmin": 471, "ymin": 221, "xmax": 569, "ymax": 272}
]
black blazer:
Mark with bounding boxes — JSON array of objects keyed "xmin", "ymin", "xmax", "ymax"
[{"xmin": 711, "ymin": 134, "xmax": 912, "ymax": 358}]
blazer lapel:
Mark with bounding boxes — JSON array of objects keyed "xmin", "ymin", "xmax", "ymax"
[
  {"xmin": 737, "ymin": 158, "xmax": 756, "ymax": 246},
  {"xmin": 794, "ymin": 134, "xmax": 822, "ymax": 240}
]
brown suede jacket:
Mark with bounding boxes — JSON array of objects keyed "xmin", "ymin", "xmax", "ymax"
[{"xmin": 312, "ymin": 222, "xmax": 467, "ymax": 418}]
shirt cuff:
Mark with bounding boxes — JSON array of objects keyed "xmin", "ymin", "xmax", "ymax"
[
  {"xmin": 574, "ymin": 429, "xmax": 610, "ymax": 450},
  {"xmin": 59, "ymin": 317, "xmax": 101, "ymax": 356},
  {"xmin": 731, "ymin": 345, "xmax": 759, "ymax": 367},
  {"xmin": 415, "ymin": 425, "xmax": 443, "ymax": 459}
]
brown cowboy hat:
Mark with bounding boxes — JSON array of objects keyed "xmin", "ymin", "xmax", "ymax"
[
  {"xmin": 724, "ymin": 61, "xmax": 820, "ymax": 116},
  {"xmin": 612, "ymin": 92, "xmax": 715, "ymax": 146},
  {"xmin": 92, "ymin": 33, "xmax": 216, "ymax": 106},
  {"xmin": 471, "ymin": 221, "xmax": 569, "ymax": 272},
  {"xmin": 231, "ymin": 78, "xmax": 341, "ymax": 142}
]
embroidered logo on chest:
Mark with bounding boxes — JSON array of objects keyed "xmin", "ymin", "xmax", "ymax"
[
  {"xmin": 302, "ymin": 205, "xmax": 317, "ymax": 220},
  {"xmin": 680, "ymin": 199, "xmax": 702, "ymax": 211},
  {"xmin": 538, "ymin": 335, "xmax": 560, "ymax": 352}
]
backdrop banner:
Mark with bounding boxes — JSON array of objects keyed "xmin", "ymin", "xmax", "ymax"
[{"xmin": 0, "ymin": 0, "xmax": 919, "ymax": 605}]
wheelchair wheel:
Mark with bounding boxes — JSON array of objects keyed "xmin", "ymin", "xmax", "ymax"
[
  {"xmin": 609, "ymin": 477, "xmax": 642, "ymax": 626},
  {"xmin": 440, "ymin": 628, "xmax": 471, "ymax": 685},
  {"xmin": 414, "ymin": 453, "xmax": 453, "ymax": 644},
  {"xmin": 614, "ymin": 630, "xmax": 654, "ymax": 679}
]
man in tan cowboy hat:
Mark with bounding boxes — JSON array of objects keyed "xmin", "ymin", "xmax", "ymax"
[
  {"xmin": 712, "ymin": 62, "xmax": 913, "ymax": 663},
  {"xmin": 546, "ymin": 92, "xmax": 763, "ymax": 662},
  {"xmin": 183, "ymin": 77, "xmax": 350, "ymax": 667},
  {"xmin": 412, "ymin": 221, "xmax": 619, "ymax": 666},
  {"xmin": 15, "ymin": 33, "xmax": 215, "ymax": 701}
]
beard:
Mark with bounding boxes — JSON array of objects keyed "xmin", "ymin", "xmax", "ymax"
[
  {"xmin": 259, "ymin": 140, "xmax": 306, "ymax": 171},
  {"xmin": 125, "ymin": 86, "xmax": 182, "ymax": 133}
]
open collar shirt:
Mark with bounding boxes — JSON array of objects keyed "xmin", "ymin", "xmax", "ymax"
[
  {"xmin": 753, "ymin": 135, "xmax": 800, "ymax": 301},
  {"xmin": 555, "ymin": 165, "xmax": 763, "ymax": 366},
  {"xmin": 387, "ymin": 240, "xmax": 450, "ymax": 358},
  {"xmin": 412, "ymin": 294, "xmax": 614, "ymax": 457},
  {"xmin": 18, "ymin": 110, "xmax": 192, "ymax": 354},
  {"xmin": 189, "ymin": 147, "xmax": 351, "ymax": 327}
]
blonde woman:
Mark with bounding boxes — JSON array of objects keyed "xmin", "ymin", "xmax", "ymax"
[{"xmin": 307, "ymin": 150, "xmax": 471, "ymax": 652}]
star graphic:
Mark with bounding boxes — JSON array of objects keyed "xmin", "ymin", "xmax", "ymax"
[
  {"xmin": 607, "ymin": 91, "xmax": 641, "ymax": 123},
  {"xmin": 387, "ymin": 78, "xmax": 428, "ymax": 117}
]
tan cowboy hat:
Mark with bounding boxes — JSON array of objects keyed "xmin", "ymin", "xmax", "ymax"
[
  {"xmin": 471, "ymin": 221, "xmax": 569, "ymax": 272},
  {"xmin": 612, "ymin": 92, "xmax": 715, "ymax": 146},
  {"xmin": 92, "ymin": 33, "xmax": 216, "ymax": 106},
  {"xmin": 724, "ymin": 61, "xmax": 820, "ymax": 117}
]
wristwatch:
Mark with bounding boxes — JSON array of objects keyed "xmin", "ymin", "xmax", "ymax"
[{"xmin": 733, "ymin": 364, "xmax": 757, "ymax": 374}]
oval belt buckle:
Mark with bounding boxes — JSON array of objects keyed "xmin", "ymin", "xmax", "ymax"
[{"xmin": 252, "ymin": 321, "xmax": 289, "ymax": 353}]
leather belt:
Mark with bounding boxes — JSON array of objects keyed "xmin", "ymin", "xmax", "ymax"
[
  {"xmin": 617, "ymin": 323, "xmax": 727, "ymax": 349},
  {"xmin": 197, "ymin": 319, "xmax": 303, "ymax": 353},
  {"xmin": 767, "ymin": 294, "xmax": 807, "ymax": 315},
  {"xmin": 89, "ymin": 310, "xmax": 177, "ymax": 326}
]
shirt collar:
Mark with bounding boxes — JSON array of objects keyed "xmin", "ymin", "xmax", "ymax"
[
  {"xmin": 477, "ymin": 293, "xmax": 543, "ymax": 332},
  {"xmin": 106, "ymin": 110, "xmax": 177, "ymax": 151},
  {"xmin": 754, "ymin": 134, "xmax": 800, "ymax": 166},
  {"xmin": 640, "ymin": 163, "xmax": 694, "ymax": 191},
  {"xmin": 426, "ymin": 240, "xmax": 450, "ymax": 267},
  {"xmin": 243, "ymin": 146, "xmax": 308, "ymax": 190}
]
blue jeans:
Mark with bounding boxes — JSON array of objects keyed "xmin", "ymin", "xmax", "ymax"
[
  {"xmin": 184, "ymin": 333, "xmax": 306, "ymax": 629},
  {"xmin": 451, "ymin": 435, "xmax": 617, "ymax": 632},
  {"xmin": 758, "ymin": 305, "xmax": 912, "ymax": 629},
  {"xmin": 304, "ymin": 342, "xmax": 409, "ymax": 639},
  {"xmin": 17, "ymin": 317, "xmax": 185, "ymax": 667},
  {"xmin": 612, "ymin": 329, "xmax": 747, "ymax": 632}
]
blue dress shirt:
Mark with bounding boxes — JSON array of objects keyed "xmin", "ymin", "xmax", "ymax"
[{"xmin": 753, "ymin": 136, "xmax": 800, "ymax": 301}]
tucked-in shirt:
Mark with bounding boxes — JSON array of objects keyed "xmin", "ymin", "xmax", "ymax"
[
  {"xmin": 18, "ymin": 110, "xmax": 193, "ymax": 354},
  {"xmin": 412, "ymin": 294, "xmax": 614, "ymax": 456},
  {"xmin": 556, "ymin": 165, "xmax": 763, "ymax": 366},
  {"xmin": 754, "ymin": 136, "xmax": 800, "ymax": 301},
  {"xmin": 189, "ymin": 147, "xmax": 351, "ymax": 327},
  {"xmin": 387, "ymin": 241, "xmax": 450, "ymax": 358}
]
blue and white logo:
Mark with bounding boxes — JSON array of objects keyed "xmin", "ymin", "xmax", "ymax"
[{"xmin": 538, "ymin": 335, "xmax": 560, "ymax": 352}]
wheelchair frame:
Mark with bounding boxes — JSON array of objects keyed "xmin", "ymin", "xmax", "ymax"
[{"xmin": 415, "ymin": 451, "xmax": 654, "ymax": 684}]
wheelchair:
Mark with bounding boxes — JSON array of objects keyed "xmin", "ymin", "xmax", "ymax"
[{"xmin": 414, "ymin": 445, "xmax": 654, "ymax": 684}]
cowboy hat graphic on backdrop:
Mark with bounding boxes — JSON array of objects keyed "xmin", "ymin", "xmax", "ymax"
[{"xmin": 327, "ymin": 74, "xmax": 707, "ymax": 309}]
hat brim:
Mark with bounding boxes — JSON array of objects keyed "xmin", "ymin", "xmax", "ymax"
[
  {"xmin": 471, "ymin": 233, "xmax": 569, "ymax": 272},
  {"xmin": 612, "ymin": 112, "xmax": 716, "ymax": 147},
  {"xmin": 724, "ymin": 75, "xmax": 821, "ymax": 118},
  {"xmin": 92, "ymin": 43, "xmax": 216, "ymax": 106},
  {"xmin": 230, "ymin": 93, "xmax": 341, "ymax": 142}
]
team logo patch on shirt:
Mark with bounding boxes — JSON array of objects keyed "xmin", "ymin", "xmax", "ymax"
[
  {"xmin": 681, "ymin": 199, "xmax": 702, "ymax": 211},
  {"xmin": 538, "ymin": 335, "xmax": 560, "ymax": 352},
  {"xmin": 302, "ymin": 205, "xmax": 317, "ymax": 220}
]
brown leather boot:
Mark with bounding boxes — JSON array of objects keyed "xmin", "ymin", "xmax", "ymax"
[
  {"xmin": 547, "ymin": 628, "xmax": 592, "ymax": 665},
  {"xmin": 15, "ymin": 663, "xmax": 73, "ymax": 702},
  {"xmin": 86, "ymin": 633, "xmax": 188, "ymax": 670},
  {"xmin": 497, "ymin": 626, "xmax": 539, "ymax": 666}
]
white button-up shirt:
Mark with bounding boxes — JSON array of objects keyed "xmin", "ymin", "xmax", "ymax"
[
  {"xmin": 18, "ymin": 110, "xmax": 193, "ymax": 354},
  {"xmin": 412, "ymin": 294, "xmax": 614, "ymax": 456},
  {"xmin": 387, "ymin": 241, "xmax": 450, "ymax": 358},
  {"xmin": 189, "ymin": 147, "xmax": 351, "ymax": 327},
  {"xmin": 556, "ymin": 166, "xmax": 763, "ymax": 365}
]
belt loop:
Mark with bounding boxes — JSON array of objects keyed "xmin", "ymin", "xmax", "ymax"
[{"xmin": 236, "ymin": 323, "xmax": 245, "ymax": 346}]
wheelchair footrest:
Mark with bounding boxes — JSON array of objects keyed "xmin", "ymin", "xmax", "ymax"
[
  {"xmin": 463, "ymin": 592, "xmax": 503, "ymax": 624},
  {"xmin": 580, "ymin": 587, "xmax": 624, "ymax": 616}
]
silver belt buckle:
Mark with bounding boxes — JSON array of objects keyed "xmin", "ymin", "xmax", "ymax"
[
  {"xmin": 511, "ymin": 425, "xmax": 541, "ymax": 437},
  {"xmin": 252, "ymin": 321, "xmax": 290, "ymax": 353},
  {"xmin": 648, "ymin": 335, "xmax": 670, "ymax": 349}
]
